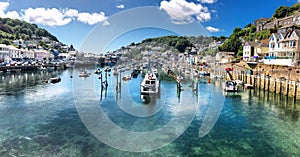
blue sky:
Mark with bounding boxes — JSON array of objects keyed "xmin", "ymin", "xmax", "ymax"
[{"xmin": 0, "ymin": 0, "xmax": 299, "ymax": 53}]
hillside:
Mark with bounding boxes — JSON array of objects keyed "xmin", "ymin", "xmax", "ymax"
[
  {"xmin": 218, "ymin": 2, "xmax": 300, "ymax": 56},
  {"xmin": 0, "ymin": 18, "xmax": 59, "ymax": 48},
  {"xmin": 120, "ymin": 35, "xmax": 221, "ymax": 60}
]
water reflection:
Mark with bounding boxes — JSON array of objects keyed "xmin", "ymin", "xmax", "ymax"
[{"xmin": 0, "ymin": 69, "xmax": 299, "ymax": 156}]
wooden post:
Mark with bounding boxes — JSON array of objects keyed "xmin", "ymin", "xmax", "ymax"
[
  {"xmin": 274, "ymin": 78, "xmax": 277, "ymax": 93},
  {"xmin": 267, "ymin": 76, "xmax": 270, "ymax": 93},
  {"xmin": 263, "ymin": 74, "xmax": 266, "ymax": 91},
  {"xmin": 100, "ymin": 72, "xmax": 103, "ymax": 100},
  {"xmin": 294, "ymin": 81, "xmax": 298, "ymax": 103}
]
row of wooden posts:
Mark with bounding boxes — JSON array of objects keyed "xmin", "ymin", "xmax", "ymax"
[{"xmin": 224, "ymin": 70, "xmax": 300, "ymax": 100}]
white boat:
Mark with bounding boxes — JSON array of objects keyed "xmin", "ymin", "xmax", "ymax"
[
  {"xmin": 79, "ymin": 71, "xmax": 89, "ymax": 77},
  {"xmin": 223, "ymin": 80, "xmax": 238, "ymax": 92},
  {"xmin": 122, "ymin": 75, "xmax": 131, "ymax": 81},
  {"xmin": 94, "ymin": 69, "xmax": 102, "ymax": 74},
  {"xmin": 140, "ymin": 72, "xmax": 160, "ymax": 95},
  {"xmin": 112, "ymin": 70, "xmax": 119, "ymax": 75},
  {"xmin": 37, "ymin": 66, "xmax": 47, "ymax": 71},
  {"xmin": 152, "ymin": 68, "xmax": 158, "ymax": 78},
  {"xmin": 244, "ymin": 83, "xmax": 254, "ymax": 89}
]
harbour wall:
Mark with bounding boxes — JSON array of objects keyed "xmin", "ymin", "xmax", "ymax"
[{"xmin": 212, "ymin": 62, "xmax": 300, "ymax": 99}]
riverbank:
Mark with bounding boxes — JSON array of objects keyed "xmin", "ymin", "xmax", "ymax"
[{"xmin": 211, "ymin": 61, "xmax": 300, "ymax": 99}]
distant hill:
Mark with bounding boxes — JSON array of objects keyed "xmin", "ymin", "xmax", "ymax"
[
  {"xmin": 0, "ymin": 18, "xmax": 59, "ymax": 47},
  {"xmin": 118, "ymin": 35, "xmax": 222, "ymax": 60}
]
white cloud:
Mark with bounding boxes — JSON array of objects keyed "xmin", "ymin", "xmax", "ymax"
[
  {"xmin": 0, "ymin": 1, "xmax": 9, "ymax": 12},
  {"xmin": 22, "ymin": 8, "xmax": 72, "ymax": 26},
  {"xmin": 0, "ymin": 1, "xmax": 20, "ymax": 19},
  {"xmin": 0, "ymin": 1, "xmax": 107, "ymax": 26},
  {"xmin": 198, "ymin": 0, "xmax": 217, "ymax": 4},
  {"xmin": 77, "ymin": 12, "xmax": 107, "ymax": 25},
  {"xmin": 64, "ymin": 9, "xmax": 79, "ymax": 17},
  {"xmin": 206, "ymin": 26, "xmax": 220, "ymax": 32},
  {"xmin": 160, "ymin": 0, "xmax": 211, "ymax": 24},
  {"xmin": 116, "ymin": 4, "xmax": 125, "ymax": 9}
]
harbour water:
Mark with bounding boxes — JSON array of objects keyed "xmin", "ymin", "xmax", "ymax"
[{"xmin": 0, "ymin": 68, "xmax": 299, "ymax": 156}]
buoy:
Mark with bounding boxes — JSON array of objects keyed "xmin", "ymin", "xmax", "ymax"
[
  {"xmin": 98, "ymin": 76, "xmax": 101, "ymax": 79},
  {"xmin": 70, "ymin": 75, "xmax": 73, "ymax": 78},
  {"xmin": 208, "ymin": 79, "xmax": 211, "ymax": 84},
  {"xmin": 45, "ymin": 80, "xmax": 48, "ymax": 83},
  {"xmin": 108, "ymin": 74, "xmax": 111, "ymax": 76}
]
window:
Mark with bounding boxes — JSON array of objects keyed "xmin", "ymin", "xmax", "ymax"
[{"xmin": 290, "ymin": 41, "xmax": 296, "ymax": 47}]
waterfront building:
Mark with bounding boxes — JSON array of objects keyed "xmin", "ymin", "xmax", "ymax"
[
  {"xmin": 34, "ymin": 49, "xmax": 51, "ymax": 61},
  {"xmin": 0, "ymin": 44, "xmax": 10, "ymax": 61},
  {"xmin": 264, "ymin": 30, "xmax": 300, "ymax": 66},
  {"xmin": 243, "ymin": 41, "xmax": 260, "ymax": 62},
  {"xmin": 8, "ymin": 45, "xmax": 22, "ymax": 60},
  {"xmin": 216, "ymin": 52, "xmax": 235, "ymax": 63},
  {"xmin": 254, "ymin": 39, "xmax": 269, "ymax": 60}
]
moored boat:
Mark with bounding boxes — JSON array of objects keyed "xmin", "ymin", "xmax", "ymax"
[
  {"xmin": 122, "ymin": 75, "xmax": 131, "ymax": 81},
  {"xmin": 79, "ymin": 71, "xmax": 89, "ymax": 77},
  {"xmin": 223, "ymin": 80, "xmax": 238, "ymax": 92},
  {"xmin": 50, "ymin": 77, "xmax": 61, "ymax": 83},
  {"xmin": 140, "ymin": 72, "xmax": 160, "ymax": 95},
  {"xmin": 94, "ymin": 69, "xmax": 102, "ymax": 74}
]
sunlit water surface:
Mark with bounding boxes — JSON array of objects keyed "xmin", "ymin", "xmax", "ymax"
[{"xmin": 0, "ymin": 68, "xmax": 299, "ymax": 156}]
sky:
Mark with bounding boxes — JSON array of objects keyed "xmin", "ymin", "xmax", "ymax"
[{"xmin": 0, "ymin": 0, "xmax": 299, "ymax": 53}]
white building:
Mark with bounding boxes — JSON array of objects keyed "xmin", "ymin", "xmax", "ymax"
[
  {"xmin": 0, "ymin": 44, "xmax": 10, "ymax": 61},
  {"xmin": 8, "ymin": 45, "xmax": 22, "ymax": 59}
]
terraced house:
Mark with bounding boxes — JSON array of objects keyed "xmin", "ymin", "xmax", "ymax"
[{"xmin": 264, "ymin": 29, "xmax": 300, "ymax": 66}]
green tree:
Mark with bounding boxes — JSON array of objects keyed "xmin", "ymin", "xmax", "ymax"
[{"xmin": 273, "ymin": 6, "xmax": 289, "ymax": 18}]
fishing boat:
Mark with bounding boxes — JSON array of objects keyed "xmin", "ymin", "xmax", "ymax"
[
  {"xmin": 140, "ymin": 72, "xmax": 160, "ymax": 95},
  {"xmin": 50, "ymin": 77, "xmax": 61, "ymax": 83}
]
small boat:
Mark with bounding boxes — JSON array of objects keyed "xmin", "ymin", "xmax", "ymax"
[
  {"xmin": 199, "ymin": 71, "xmax": 210, "ymax": 76},
  {"xmin": 104, "ymin": 67, "xmax": 111, "ymax": 72},
  {"xmin": 140, "ymin": 72, "xmax": 160, "ymax": 95},
  {"xmin": 122, "ymin": 75, "xmax": 131, "ymax": 81},
  {"xmin": 223, "ymin": 80, "xmax": 238, "ymax": 92},
  {"xmin": 94, "ymin": 69, "xmax": 102, "ymax": 74},
  {"xmin": 37, "ymin": 66, "xmax": 47, "ymax": 71},
  {"xmin": 50, "ymin": 77, "xmax": 61, "ymax": 83},
  {"xmin": 244, "ymin": 83, "xmax": 254, "ymax": 89},
  {"xmin": 79, "ymin": 71, "xmax": 89, "ymax": 77},
  {"xmin": 112, "ymin": 70, "xmax": 119, "ymax": 75}
]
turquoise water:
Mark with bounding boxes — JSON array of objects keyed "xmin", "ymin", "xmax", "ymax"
[{"xmin": 0, "ymin": 68, "xmax": 299, "ymax": 156}]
